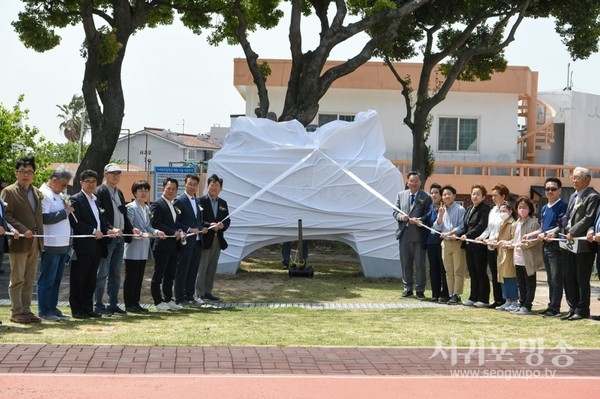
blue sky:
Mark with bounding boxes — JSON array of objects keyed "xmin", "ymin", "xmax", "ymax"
[{"xmin": 1, "ymin": 2, "xmax": 599, "ymax": 144}]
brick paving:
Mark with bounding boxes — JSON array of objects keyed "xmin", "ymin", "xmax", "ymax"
[
  {"xmin": 1, "ymin": 344, "xmax": 600, "ymax": 377},
  {"xmin": 2, "ymin": 257, "xmax": 600, "ymax": 380}
]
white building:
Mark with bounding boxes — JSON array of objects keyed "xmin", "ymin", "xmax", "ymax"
[
  {"xmin": 112, "ymin": 127, "xmax": 221, "ymax": 172},
  {"xmin": 233, "ymin": 59, "xmax": 600, "ymax": 195}
]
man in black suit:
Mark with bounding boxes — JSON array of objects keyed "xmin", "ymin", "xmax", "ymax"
[
  {"xmin": 561, "ymin": 167, "xmax": 600, "ymax": 320},
  {"xmin": 150, "ymin": 178, "xmax": 183, "ymax": 311},
  {"xmin": 196, "ymin": 174, "xmax": 231, "ymax": 302},
  {"xmin": 173, "ymin": 174, "xmax": 207, "ymax": 307},
  {"xmin": 69, "ymin": 170, "xmax": 116, "ymax": 319}
]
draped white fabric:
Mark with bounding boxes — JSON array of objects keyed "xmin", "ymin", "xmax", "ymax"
[{"xmin": 208, "ymin": 110, "xmax": 404, "ymax": 278}]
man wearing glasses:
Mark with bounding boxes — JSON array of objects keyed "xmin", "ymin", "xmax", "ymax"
[
  {"xmin": 69, "ymin": 170, "xmax": 117, "ymax": 318},
  {"xmin": 0, "ymin": 156, "xmax": 44, "ymax": 324},
  {"xmin": 524, "ymin": 177, "xmax": 568, "ymax": 317}
]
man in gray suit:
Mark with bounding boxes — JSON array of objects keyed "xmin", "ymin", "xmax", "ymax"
[
  {"xmin": 393, "ymin": 171, "xmax": 432, "ymax": 299},
  {"xmin": 561, "ymin": 166, "xmax": 599, "ymax": 320}
]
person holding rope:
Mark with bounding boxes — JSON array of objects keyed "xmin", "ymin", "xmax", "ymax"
[
  {"xmin": 37, "ymin": 165, "xmax": 74, "ymax": 321},
  {"xmin": 509, "ymin": 197, "xmax": 542, "ymax": 315},
  {"xmin": 560, "ymin": 167, "xmax": 599, "ymax": 321},
  {"xmin": 1, "ymin": 156, "xmax": 44, "ymax": 324},
  {"xmin": 173, "ymin": 174, "xmax": 207, "ymax": 308},
  {"xmin": 424, "ymin": 183, "xmax": 449, "ymax": 303},
  {"xmin": 94, "ymin": 163, "xmax": 133, "ymax": 316},
  {"xmin": 522, "ymin": 177, "xmax": 567, "ymax": 317},
  {"xmin": 475, "ymin": 183, "xmax": 511, "ymax": 309},
  {"xmin": 150, "ymin": 177, "xmax": 183, "ymax": 311},
  {"xmin": 393, "ymin": 171, "xmax": 432, "ymax": 299},
  {"xmin": 69, "ymin": 170, "xmax": 117, "ymax": 319},
  {"xmin": 432, "ymin": 185, "xmax": 466, "ymax": 305},
  {"xmin": 123, "ymin": 180, "xmax": 165, "ymax": 313},
  {"xmin": 196, "ymin": 174, "xmax": 230, "ymax": 302},
  {"xmin": 460, "ymin": 184, "xmax": 491, "ymax": 308}
]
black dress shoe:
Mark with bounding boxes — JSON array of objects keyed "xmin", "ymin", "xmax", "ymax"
[
  {"xmin": 137, "ymin": 305, "xmax": 150, "ymax": 313},
  {"xmin": 401, "ymin": 290, "xmax": 414, "ymax": 298},
  {"xmin": 126, "ymin": 306, "xmax": 144, "ymax": 314},
  {"xmin": 87, "ymin": 311, "xmax": 102, "ymax": 318},
  {"xmin": 489, "ymin": 301, "xmax": 505, "ymax": 309},
  {"xmin": 560, "ymin": 311, "xmax": 575, "ymax": 320},
  {"xmin": 108, "ymin": 306, "xmax": 127, "ymax": 316},
  {"xmin": 204, "ymin": 293, "xmax": 221, "ymax": 301},
  {"xmin": 416, "ymin": 292, "xmax": 426, "ymax": 300},
  {"xmin": 72, "ymin": 313, "xmax": 89, "ymax": 319}
]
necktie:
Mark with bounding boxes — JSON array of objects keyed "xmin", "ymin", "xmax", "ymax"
[{"xmin": 410, "ymin": 194, "xmax": 415, "ymax": 206}]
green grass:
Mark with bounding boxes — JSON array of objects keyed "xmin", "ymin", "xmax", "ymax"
[{"xmin": 1, "ymin": 244, "xmax": 599, "ymax": 348}]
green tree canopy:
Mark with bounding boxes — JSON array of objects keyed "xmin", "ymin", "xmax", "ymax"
[
  {"xmin": 196, "ymin": 0, "xmax": 430, "ymax": 125},
  {"xmin": 0, "ymin": 96, "xmax": 51, "ymax": 186},
  {"xmin": 12, "ymin": 0, "xmax": 222, "ymax": 190}
]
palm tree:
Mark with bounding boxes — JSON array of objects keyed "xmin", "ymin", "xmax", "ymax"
[{"xmin": 57, "ymin": 94, "xmax": 88, "ymax": 142}]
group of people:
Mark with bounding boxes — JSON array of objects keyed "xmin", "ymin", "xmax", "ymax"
[
  {"xmin": 0, "ymin": 156, "xmax": 230, "ymax": 324},
  {"xmin": 394, "ymin": 167, "xmax": 600, "ymax": 320}
]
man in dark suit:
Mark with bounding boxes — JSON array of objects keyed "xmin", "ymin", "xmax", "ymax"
[
  {"xmin": 196, "ymin": 174, "xmax": 231, "ymax": 302},
  {"xmin": 561, "ymin": 167, "xmax": 600, "ymax": 320},
  {"xmin": 173, "ymin": 174, "xmax": 207, "ymax": 307},
  {"xmin": 1, "ymin": 156, "xmax": 44, "ymax": 324},
  {"xmin": 150, "ymin": 177, "xmax": 183, "ymax": 311},
  {"xmin": 69, "ymin": 170, "xmax": 115, "ymax": 319},
  {"xmin": 393, "ymin": 171, "xmax": 432, "ymax": 299}
]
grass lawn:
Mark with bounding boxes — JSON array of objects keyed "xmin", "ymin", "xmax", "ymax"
[{"xmin": 1, "ymin": 243, "xmax": 599, "ymax": 348}]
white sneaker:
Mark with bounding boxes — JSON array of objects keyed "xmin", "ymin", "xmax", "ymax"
[
  {"xmin": 154, "ymin": 302, "xmax": 171, "ymax": 311},
  {"xmin": 496, "ymin": 303, "xmax": 510, "ymax": 311},
  {"xmin": 462, "ymin": 299, "xmax": 475, "ymax": 306},
  {"xmin": 187, "ymin": 298, "xmax": 205, "ymax": 308},
  {"xmin": 509, "ymin": 306, "xmax": 522, "ymax": 313},
  {"xmin": 166, "ymin": 300, "xmax": 183, "ymax": 310},
  {"xmin": 474, "ymin": 301, "xmax": 489, "ymax": 308},
  {"xmin": 514, "ymin": 307, "xmax": 532, "ymax": 315}
]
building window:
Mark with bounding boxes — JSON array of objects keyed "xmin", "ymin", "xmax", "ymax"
[
  {"xmin": 438, "ymin": 117, "xmax": 478, "ymax": 152},
  {"xmin": 186, "ymin": 149, "xmax": 197, "ymax": 160},
  {"xmin": 318, "ymin": 114, "xmax": 355, "ymax": 126}
]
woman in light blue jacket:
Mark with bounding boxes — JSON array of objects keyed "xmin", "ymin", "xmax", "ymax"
[{"xmin": 123, "ymin": 180, "xmax": 165, "ymax": 313}]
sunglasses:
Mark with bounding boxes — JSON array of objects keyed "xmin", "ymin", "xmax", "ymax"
[{"xmin": 544, "ymin": 187, "xmax": 558, "ymax": 192}]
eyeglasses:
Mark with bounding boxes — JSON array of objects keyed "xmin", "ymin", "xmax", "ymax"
[
  {"xmin": 82, "ymin": 179, "xmax": 97, "ymax": 184},
  {"xmin": 17, "ymin": 170, "xmax": 35, "ymax": 175},
  {"xmin": 544, "ymin": 187, "xmax": 558, "ymax": 192}
]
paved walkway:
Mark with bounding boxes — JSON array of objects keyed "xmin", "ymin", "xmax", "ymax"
[
  {"xmin": 2, "ymin": 259, "xmax": 600, "ymax": 398},
  {"xmin": 1, "ymin": 344, "xmax": 600, "ymax": 376},
  {"xmin": 1, "ymin": 344, "xmax": 600, "ymax": 398}
]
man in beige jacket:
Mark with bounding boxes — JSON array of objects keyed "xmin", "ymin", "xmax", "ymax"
[{"xmin": 0, "ymin": 156, "xmax": 44, "ymax": 324}]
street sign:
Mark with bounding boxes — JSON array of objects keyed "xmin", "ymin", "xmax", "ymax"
[{"xmin": 153, "ymin": 166, "xmax": 196, "ymax": 201}]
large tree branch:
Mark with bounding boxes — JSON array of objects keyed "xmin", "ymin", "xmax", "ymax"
[
  {"xmin": 232, "ymin": 0, "xmax": 269, "ymax": 118},
  {"xmin": 384, "ymin": 56, "xmax": 414, "ymax": 131}
]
